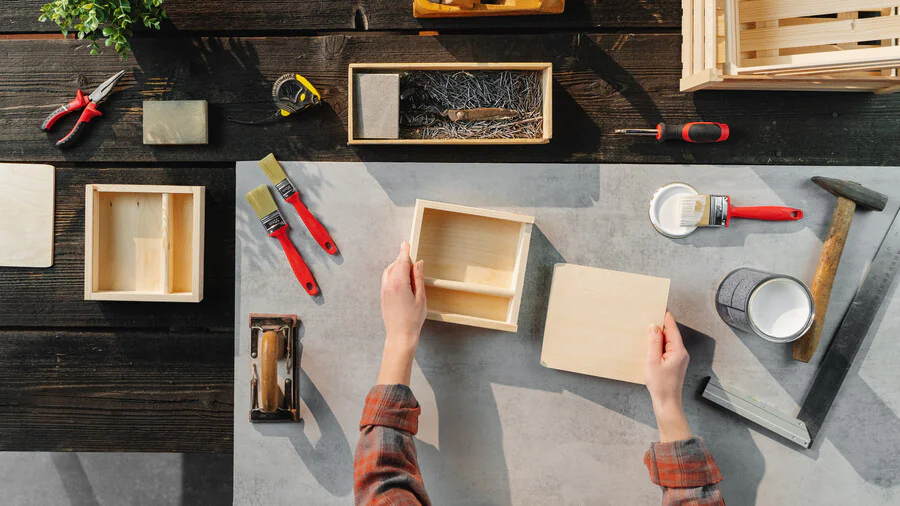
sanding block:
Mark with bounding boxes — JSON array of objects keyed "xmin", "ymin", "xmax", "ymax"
[
  {"xmin": 249, "ymin": 313, "xmax": 300, "ymax": 422},
  {"xmin": 143, "ymin": 100, "xmax": 209, "ymax": 145}
]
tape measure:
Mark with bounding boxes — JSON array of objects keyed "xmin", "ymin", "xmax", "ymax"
[{"xmin": 228, "ymin": 73, "xmax": 322, "ymax": 125}]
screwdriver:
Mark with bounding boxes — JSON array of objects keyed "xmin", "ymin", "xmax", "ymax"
[{"xmin": 615, "ymin": 122, "xmax": 729, "ymax": 143}]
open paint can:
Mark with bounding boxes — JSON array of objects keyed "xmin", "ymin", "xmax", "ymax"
[{"xmin": 715, "ymin": 268, "xmax": 815, "ymax": 343}]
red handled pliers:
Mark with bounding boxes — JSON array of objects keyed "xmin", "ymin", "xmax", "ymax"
[{"xmin": 40, "ymin": 70, "xmax": 126, "ymax": 148}]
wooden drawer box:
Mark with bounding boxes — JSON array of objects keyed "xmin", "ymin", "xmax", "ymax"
[
  {"xmin": 85, "ymin": 184, "xmax": 205, "ymax": 302},
  {"xmin": 409, "ymin": 200, "xmax": 534, "ymax": 332},
  {"xmin": 348, "ymin": 62, "xmax": 553, "ymax": 145}
]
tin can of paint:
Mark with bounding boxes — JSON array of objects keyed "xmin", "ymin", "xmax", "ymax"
[{"xmin": 715, "ymin": 268, "xmax": 815, "ymax": 343}]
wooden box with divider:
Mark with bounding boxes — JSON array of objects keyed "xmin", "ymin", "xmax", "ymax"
[
  {"xmin": 84, "ymin": 184, "xmax": 205, "ymax": 302},
  {"xmin": 681, "ymin": 1, "xmax": 900, "ymax": 93},
  {"xmin": 409, "ymin": 200, "xmax": 534, "ymax": 332}
]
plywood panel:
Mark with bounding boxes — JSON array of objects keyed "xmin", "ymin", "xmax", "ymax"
[
  {"xmin": 540, "ymin": 264, "xmax": 670, "ymax": 385},
  {"xmin": 96, "ymin": 192, "xmax": 164, "ymax": 292},
  {"xmin": 0, "ymin": 163, "xmax": 54, "ymax": 268}
]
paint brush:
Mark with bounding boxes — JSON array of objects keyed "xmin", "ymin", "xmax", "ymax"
[
  {"xmin": 678, "ymin": 194, "xmax": 804, "ymax": 228},
  {"xmin": 245, "ymin": 184, "xmax": 319, "ymax": 296},
  {"xmin": 258, "ymin": 153, "xmax": 338, "ymax": 255}
]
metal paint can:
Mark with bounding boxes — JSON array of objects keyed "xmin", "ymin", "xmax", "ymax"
[{"xmin": 715, "ymin": 268, "xmax": 815, "ymax": 343}]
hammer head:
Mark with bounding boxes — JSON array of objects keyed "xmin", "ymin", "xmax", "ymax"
[{"xmin": 812, "ymin": 176, "xmax": 887, "ymax": 212}]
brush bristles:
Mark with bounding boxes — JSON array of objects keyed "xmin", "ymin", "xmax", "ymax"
[
  {"xmin": 258, "ymin": 153, "xmax": 288, "ymax": 185},
  {"xmin": 678, "ymin": 195, "xmax": 711, "ymax": 227},
  {"xmin": 245, "ymin": 185, "xmax": 278, "ymax": 219}
]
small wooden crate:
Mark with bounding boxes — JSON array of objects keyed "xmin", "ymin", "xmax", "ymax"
[
  {"xmin": 681, "ymin": 1, "xmax": 900, "ymax": 93},
  {"xmin": 348, "ymin": 62, "xmax": 553, "ymax": 145},
  {"xmin": 409, "ymin": 200, "xmax": 534, "ymax": 332},
  {"xmin": 85, "ymin": 184, "xmax": 205, "ymax": 302}
]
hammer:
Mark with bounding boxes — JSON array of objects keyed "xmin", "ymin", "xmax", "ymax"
[{"xmin": 792, "ymin": 177, "xmax": 888, "ymax": 362}]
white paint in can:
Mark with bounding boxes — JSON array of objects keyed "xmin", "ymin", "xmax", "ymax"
[{"xmin": 749, "ymin": 278, "xmax": 813, "ymax": 340}]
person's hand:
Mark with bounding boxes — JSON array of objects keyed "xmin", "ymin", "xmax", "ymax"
[
  {"xmin": 377, "ymin": 241, "xmax": 426, "ymax": 386},
  {"xmin": 645, "ymin": 311, "xmax": 692, "ymax": 443}
]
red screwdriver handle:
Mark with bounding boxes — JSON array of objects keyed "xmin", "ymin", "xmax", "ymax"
[
  {"xmin": 270, "ymin": 226, "xmax": 319, "ymax": 296},
  {"xmin": 730, "ymin": 206, "xmax": 804, "ymax": 221},
  {"xmin": 41, "ymin": 90, "xmax": 91, "ymax": 131},
  {"xmin": 285, "ymin": 193, "xmax": 338, "ymax": 255},
  {"xmin": 658, "ymin": 122, "xmax": 729, "ymax": 143}
]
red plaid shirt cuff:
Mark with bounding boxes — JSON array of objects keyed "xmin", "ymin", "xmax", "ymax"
[
  {"xmin": 359, "ymin": 384, "xmax": 421, "ymax": 435},
  {"xmin": 644, "ymin": 436, "xmax": 723, "ymax": 488}
]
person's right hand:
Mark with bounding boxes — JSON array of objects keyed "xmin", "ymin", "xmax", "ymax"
[
  {"xmin": 645, "ymin": 311, "xmax": 693, "ymax": 443},
  {"xmin": 377, "ymin": 241, "xmax": 426, "ymax": 386}
]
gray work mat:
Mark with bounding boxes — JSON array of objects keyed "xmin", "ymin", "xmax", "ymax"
[{"xmin": 234, "ymin": 163, "xmax": 900, "ymax": 506}]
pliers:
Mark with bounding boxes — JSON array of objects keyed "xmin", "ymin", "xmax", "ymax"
[{"xmin": 40, "ymin": 70, "xmax": 126, "ymax": 148}]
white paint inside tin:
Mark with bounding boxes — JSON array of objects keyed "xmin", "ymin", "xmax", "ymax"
[
  {"xmin": 749, "ymin": 278, "xmax": 812, "ymax": 339},
  {"xmin": 649, "ymin": 183, "xmax": 698, "ymax": 238}
]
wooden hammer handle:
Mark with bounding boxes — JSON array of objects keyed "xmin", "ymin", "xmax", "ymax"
[
  {"xmin": 260, "ymin": 331, "xmax": 280, "ymax": 412},
  {"xmin": 793, "ymin": 197, "xmax": 856, "ymax": 362}
]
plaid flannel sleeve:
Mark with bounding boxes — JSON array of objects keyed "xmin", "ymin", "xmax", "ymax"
[
  {"xmin": 644, "ymin": 436, "xmax": 725, "ymax": 506},
  {"xmin": 354, "ymin": 384, "xmax": 431, "ymax": 506}
]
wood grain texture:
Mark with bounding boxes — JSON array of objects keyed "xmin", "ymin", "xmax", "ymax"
[
  {"xmin": 0, "ymin": 329, "xmax": 233, "ymax": 452},
  {"xmin": 792, "ymin": 198, "xmax": 856, "ymax": 362},
  {"xmin": 2, "ymin": 33, "xmax": 900, "ymax": 165},
  {"xmin": 540, "ymin": 264, "xmax": 670, "ymax": 385},
  {"xmin": 0, "ymin": 0, "xmax": 679, "ymax": 33},
  {"xmin": 0, "ymin": 166, "xmax": 233, "ymax": 328},
  {"xmin": 0, "ymin": 164, "xmax": 54, "ymax": 267}
]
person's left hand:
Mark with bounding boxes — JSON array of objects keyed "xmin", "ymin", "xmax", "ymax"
[{"xmin": 377, "ymin": 241, "xmax": 426, "ymax": 385}]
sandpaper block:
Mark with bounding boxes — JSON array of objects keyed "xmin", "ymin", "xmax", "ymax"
[
  {"xmin": 143, "ymin": 100, "xmax": 209, "ymax": 145},
  {"xmin": 249, "ymin": 313, "xmax": 300, "ymax": 422},
  {"xmin": 353, "ymin": 73, "xmax": 400, "ymax": 139}
]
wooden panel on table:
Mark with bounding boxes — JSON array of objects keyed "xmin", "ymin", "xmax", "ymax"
[
  {"xmin": 0, "ymin": 0, "xmax": 680, "ymax": 33},
  {"xmin": 0, "ymin": 329, "xmax": 233, "ymax": 452},
  {"xmin": 0, "ymin": 166, "xmax": 233, "ymax": 328},
  {"xmin": 3, "ymin": 33, "xmax": 900, "ymax": 166}
]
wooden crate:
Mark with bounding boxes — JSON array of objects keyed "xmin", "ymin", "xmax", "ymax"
[
  {"xmin": 681, "ymin": 1, "xmax": 900, "ymax": 93},
  {"xmin": 348, "ymin": 62, "xmax": 553, "ymax": 145},
  {"xmin": 409, "ymin": 200, "xmax": 534, "ymax": 332},
  {"xmin": 85, "ymin": 184, "xmax": 205, "ymax": 302}
]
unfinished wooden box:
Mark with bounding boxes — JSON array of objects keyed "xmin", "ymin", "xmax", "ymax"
[
  {"xmin": 409, "ymin": 200, "xmax": 534, "ymax": 332},
  {"xmin": 348, "ymin": 62, "xmax": 553, "ymax": 145},
  {"xmin": 681, "ymin": 1, "xmax": 900, "ymax": 93},
  {"xmin": 85, "ymin": 184, "xmax": 205, "ymax": 302}
]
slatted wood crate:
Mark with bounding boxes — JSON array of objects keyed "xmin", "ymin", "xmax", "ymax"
[{"xmin": 681, "ymin": 0, "xmax": 900, "ymax": 93}]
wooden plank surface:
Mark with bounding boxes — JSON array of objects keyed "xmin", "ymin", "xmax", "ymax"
[
  {"xmin": 0, "ymin": 0, "xmax": 680, "ymax": 33},
  {"xmin": 0, "ymin": 329, "xmax": 233, "ymax": 452},
  {"xmin": 2, "ymin": 33, "xmax": 900, "ymax": 166},
  {"xmin": 0, "ymin": 166, "xmax": 234, "ymax": 328}
]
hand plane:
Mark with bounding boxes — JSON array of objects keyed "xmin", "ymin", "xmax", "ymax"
[
  {"xmin": 249, "ymin": 313, "xmax": 300, "ymax": 422},
  {"xmin": 413, "ymin": 0, "xmax": 565, "ymax": 18}
]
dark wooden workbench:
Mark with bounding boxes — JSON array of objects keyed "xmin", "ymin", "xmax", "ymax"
[{"xmin": 1, "ymin": 0, "xmax": 898, "ymax": 453}]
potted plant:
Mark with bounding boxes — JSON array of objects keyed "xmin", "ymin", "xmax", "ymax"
[{"xmin": 39, "ymin": 0, "xmax": 167, "ymax": 56}]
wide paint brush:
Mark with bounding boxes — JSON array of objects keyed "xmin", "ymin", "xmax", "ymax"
[
  {"xmin": 258, "ymin": 153, "xmax": 338, "ymax": 255},
  {"xmin": 245, "ymin": 184, "xmax": 319, "ymax": 296},
  {"xmin": 678, "ymin": 194, "xmax": 803, "ymax": 228}
]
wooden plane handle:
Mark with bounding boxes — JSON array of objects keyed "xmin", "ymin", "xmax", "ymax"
[
  {"xmin": 793, "ymin": 197, "xmax": 856, "ymax": 362},
  {"xmin": 260, "ymin": 330, "xmax": 280, "ymax": 412}
]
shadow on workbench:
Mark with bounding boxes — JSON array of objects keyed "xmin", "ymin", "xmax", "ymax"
[
  {"xmin": 412, "ymin": 229, "xmax": 765, "ymax": 505},
  {"xmin": 1, "ymin": 452, "xmax": 233, "ymax": 505}
]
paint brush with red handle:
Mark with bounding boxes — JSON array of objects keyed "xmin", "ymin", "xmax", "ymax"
[
  {"xmin": 258, "ymin": 154, "xmax": 338, "ymax": 255},
  {"xmin": 678, "ymin": 194, "xmax": 803, "ymax": 228},
  {"xmin": 246, "ymin": 185, "xmax": 319, "ymax": 296}
]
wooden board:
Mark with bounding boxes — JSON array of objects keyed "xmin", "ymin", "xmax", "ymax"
[
  {"xmin": 0, "ymin": 163, "xmax": 54, "ymax": 267},
  {"xmin": 0, "ymin": 0, "xmax": 681, "ymax": 32},
  {"xmin": 540, "ymin": 263, "xmax": 670, "ymax": 384},
  {"xmin": 0, "ymin": 166, "xmax": 233, "ymax": 328},
  {"xmin": 0, "ymin": 329, "xmax": 232, "ymax": 452},
  {"xmin": 2, "ymin": 34, "xmax": 899, "ymax": 166}
]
